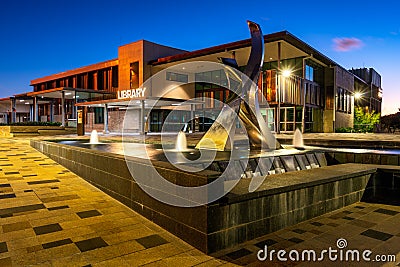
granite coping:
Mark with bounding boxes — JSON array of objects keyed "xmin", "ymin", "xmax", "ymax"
[
  {"xmin": 224, "ymin": 163, "xmax": 377, "ymax": 204},
  {"xmin": 30, "ymin": 139, "xmax": 220, "ymax": 179},
  {"xmin": 278, "ymin": 138, "xmax": 400, "ymax": 149}
]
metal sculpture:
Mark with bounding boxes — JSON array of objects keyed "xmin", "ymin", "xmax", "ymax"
[{"xmin": 196, "ymin": 21, "xmax": 280, "ymax": 151}]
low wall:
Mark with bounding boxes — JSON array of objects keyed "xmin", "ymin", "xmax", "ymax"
[
  {"xmin": 325, "ymin": 151, "xmax": 400, "ymax": 166},
  {"xmin": 31, "ymin": 140, "xmax": 378, "ymax": 253},
  {"xmin": 278, "ymin": 137, "xmax": 400, "ymax": 150},
  {"xmin": 0, "ymin": 126, "xmax": 74, "ymax": 137}
]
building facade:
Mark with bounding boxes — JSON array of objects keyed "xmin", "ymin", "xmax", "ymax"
[
  {"xmin": 350, "ymin": 67, "xmax": 383, "ymax": 114},
  {"xmin": 0, "ymin": 31, "xmax": 383, "ymax": 134}
]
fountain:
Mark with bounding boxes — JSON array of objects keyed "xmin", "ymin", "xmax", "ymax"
[
  {"xmin": 175, "ymin": 131, "xmax": 187, "ymax": 152},
  {"xmin": 293, "ymin": 128, "xmax": 305, "ymax": 150},
  {"xmin": 30, "ymin": 20, "xmax": 400, "ymax": 255},
  {"xmin": 89, "ymin": 130, "xmax": 100, "ymax": 144}
]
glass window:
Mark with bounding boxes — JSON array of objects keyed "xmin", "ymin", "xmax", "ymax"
[
  {"xmin": 286, "ymin": 107, "xmax": 294, "ymax": 122},
  {"xmin": 305, "ymin": 65, "xmax": 314, "ymax": 81},
  {"xmin": 94, "ymin": 107, "xmax": 104, "ymax": 124},
  {"xmin": 166, "ymin": 72, "xmax": 188, "ymax": 83}
]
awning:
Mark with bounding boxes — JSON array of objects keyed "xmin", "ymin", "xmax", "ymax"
[{"xmin": 75, "ymin": 96, "xmax": 204, "ymax": 108}]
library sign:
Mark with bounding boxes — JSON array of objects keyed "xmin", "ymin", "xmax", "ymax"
[{"xmin": 117, "ymin": 87, "xmax": 146, "ymax": 99}]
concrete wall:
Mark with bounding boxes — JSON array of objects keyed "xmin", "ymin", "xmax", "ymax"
[
  {"xmin": 335, "ymin": 111, "xmax": 354, "ymax": 129},
  {"xmin": 118, "ymin": 40, "xmax": 186, "ymax": 92}
]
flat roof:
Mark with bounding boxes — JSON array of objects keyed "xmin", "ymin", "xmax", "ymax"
[{"xmin": 30, "ymin": 58, "xmax": 119, "ymax": 86}]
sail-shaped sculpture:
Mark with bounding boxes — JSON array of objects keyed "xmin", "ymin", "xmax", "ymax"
[{"xmin": 196, "ymin": 21, "xmax": 280, "ymax": 151}]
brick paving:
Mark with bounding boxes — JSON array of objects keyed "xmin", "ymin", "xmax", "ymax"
[{"xmin": 0, "ymin": 138, "xmax": 400, "ymax": 266}]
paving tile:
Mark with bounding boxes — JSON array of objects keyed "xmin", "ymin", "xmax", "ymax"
[
  {"xmin": 2, "ymin": 139, "xmax": 400, "ymax": 266},
  {"xmin": 351, "ymin": 219, "xmax": 376, "ymax": 228},
  {"xmin": 39, "ymin": 194, "xmax": 80, "ymax": 203},
  {"xmin": 308, "ymin": 229, "xmax": 323, "ymax": 235},
  {"xmin": 135, "ymin": 234, "xmax": 168, "ymax": 249},
  {"xmin": 47, "ymin": 205, "xmax": 69, "ymax": 211},
  {"xmin": 33, "ymin": 223, "xmax": 63, "ymax": 235},
  {"xmin": 310, "ymin": 221, "xmax": 324, "ymax": 226},
  {"xmin": 291, "ymin": 228, "xmax": 307, "ymax": 234},
  {"xmin": 326, "ymin": 222, "xmax": 339, "ymax": 227},
  {"xmin": 4, "ymin": 172, "xmax": 19, "ymax": 175},
  {"xmin": 26, "ymin": 245, "xmax": 43, "ymax": 253},
  {"xmin": 0, "ymin": 241, "xmax": 8, "ymax": 253},
  {"xmin": 354, "ymin": 205, "xmax": 366, "ymax": 209},
  {"xmin": 374, "ymin": 208, "xmax": 399, "ymax": 216},
  {"xmin": 225, "ymin": 248, "xmax": 252, "ymax": 260},
  {"xmin": 27, "ymin": 179, "xmax": 60, "ymax": 185},
  {"xmin": 77, "ymin": 210, "xmax": 102, "ymax": 219},
  {"xmin": 287, "ymin": 237, "xmax": 304, "ymax": 244},
  {"xmin": 0, "ymin": 204, "xmax": 46, "ymax": 216},
  {"xmin": 42, "ymin": 238, "xmax": 73, "ymax": 249},
  {"xmin": 75, "ymin": 237, "xmax": 108, "ymax": 252},
  {"xmin": 2, "ymin": 221, "xmax": 31, "ymax": 233},
  {"xmin": 0, "ymin": 193, "xmax": 16, "ymax": 199},
  {"xmin": 0, "ymin": 257, "xmax": 12, "ymax": 267},
  {"xmin": 254, "ymin": 238, "xmax": 277, "ymax": 249},
  {"xmin": 360, "ymin": 229, "xmax": 393, "ymax": 241}
]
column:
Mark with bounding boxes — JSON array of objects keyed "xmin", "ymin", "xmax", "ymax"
[
  {"xmin": 302, "ymin": 80, "xmax": 306, "ymax": 133},
  {"xmin": 11, "ymin": 98, "xmax": 16, "ymax": 123},
  {"xmin": 140, "ymin": 100, "xmax": 145, "ymax": 135},
  {"xmin": 202, "ymin": 103, "xmax": 205, "ymax": 132},
  {"xmin": 49, "ymin": 100, "xmax": 54, "ymax": 122},
  {"xmin": 103, "ymin": 104, "xmax": 109, "ymax": 134},
  {"xmin": 29, "ymin": 104, "xmax": 34, "ymax": 121},
  {"xmin": 61, "ymin": 91, "xmax": 65, "ymax": 127},
  {"xmin": 276, "ymin": 42, "xmax": 281, "ymax": 134},
  {"xmin": 33, "ymin": 96, "xmax": 38, "ymax": 122},
  {"xmin": 190, "ymin": 104, "xmax": 194, "ymax": 133}
]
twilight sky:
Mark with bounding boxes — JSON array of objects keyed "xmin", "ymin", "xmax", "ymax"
[{"xmin": 0, "ymin": 0, "xmax": 399, "ymax": 115}]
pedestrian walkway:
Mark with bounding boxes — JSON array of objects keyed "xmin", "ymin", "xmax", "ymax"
[{"xmin": 0, "ymin": 138, "xmax": 400, "ymax": 266}]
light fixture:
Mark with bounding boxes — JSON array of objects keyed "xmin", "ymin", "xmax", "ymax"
[
  {"xmin": 282, "ymin": 69, "xmax": 292, "ymax": 78},
  {"xmin": 354, "ymin": 92, "xmax": 362, "ymax": 99},
  {"xmin": 19, "ymin": 99, "xmax": 25, "ymax": 102},
  {"xmin": 65, "ymin": 92, "xmax": 72, "ymax": 96}
]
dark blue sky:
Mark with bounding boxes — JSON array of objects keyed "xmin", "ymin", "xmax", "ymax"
[{"xmin": 1, "ymin": 0, "xmax": 399, "ymax": 114}]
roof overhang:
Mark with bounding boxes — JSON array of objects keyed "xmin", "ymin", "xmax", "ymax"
[
  {"xmin": 150, "ymin": 31, "xmax": 340, "ymax": 68},
  {"xmin": 26, "ymin": 87, "xmax": 114, "ymax": 100},
  {"xmin": 75, "ymin": 96, "xmax": 204, "ymax": 108}
]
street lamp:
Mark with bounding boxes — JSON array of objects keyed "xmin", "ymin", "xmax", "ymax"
[
  {"xmin": 282, "ymin": 69, "xmax": 292, "ymax": 78},
  {"xmin": 354, "ymin": 92, "xmax": 362, "ymax": 100}
]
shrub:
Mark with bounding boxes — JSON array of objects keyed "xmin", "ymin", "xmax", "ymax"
[
  {"xmin": 335, "ymin": 127, "xmax": 353, "ymax": 133},
  {"xmin": 0, "ymin": 121, "xmax": 62, "ymax": 126}
]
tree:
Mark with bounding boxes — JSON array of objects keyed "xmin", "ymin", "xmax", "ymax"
[
  {"xmin": 353, "ymin": 107, "xmax": 380, "ymax": 132},
  {"xmin": 381, "ymin": 111, "xmax": 400, "ymax": 131}
]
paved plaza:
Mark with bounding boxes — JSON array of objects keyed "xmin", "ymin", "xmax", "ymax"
[{"xmin": 0, "ymin": 137, "xmax": 400, "ymax": 266}]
